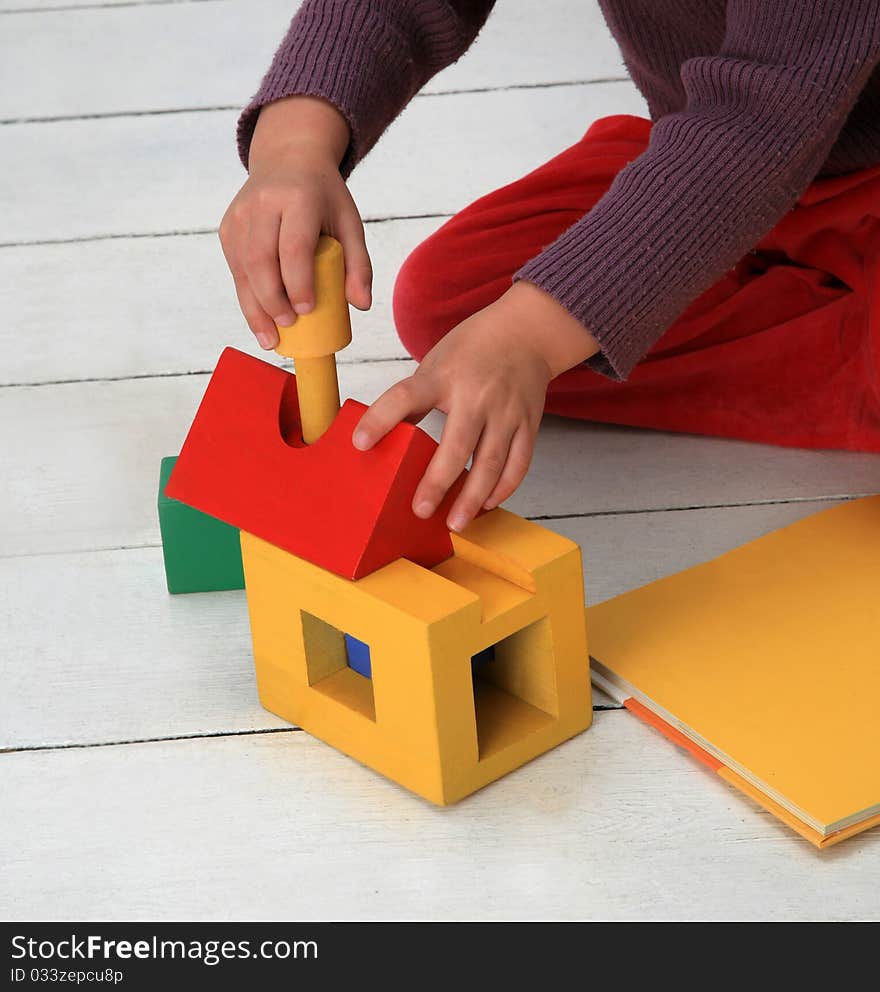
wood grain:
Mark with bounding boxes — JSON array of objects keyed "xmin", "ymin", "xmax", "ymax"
[
  {"xmin": 0, "ymin": 1, "xmax": 213, "ymax": 9},
  {"xmin": 2, "ymin": 368, "xmax": 877, "ymax": 558},
  {"xmin": 0, "ymin": 500, "xmax": 846, "ymax": 751},
  {"xmin": 0, "ymin": 81, "xmax": 647, "ymax": 244},
  {"xmin": 0, "ymin": 219, "xmax": 433, "ymax": 386},
  {"xmin": 0, "ymin": 0, "xmax": 624, "ymax": 121},
  {"xmin": 2, "ymin": 0, "xmax": 876, "ymax": 923},
  {"xmin": 2, "ymin": 712, "xmax": 876, "ymax": 922}
]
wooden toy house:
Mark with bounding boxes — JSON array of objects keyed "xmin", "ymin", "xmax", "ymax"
[{"xmin": 163, "ymin": 238, "xmax": 592, "ymax": 804}]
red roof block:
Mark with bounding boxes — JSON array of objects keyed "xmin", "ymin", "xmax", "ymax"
[{"xmin": 166, "ymin": 348, "xmax": 463, "ymax": 580}]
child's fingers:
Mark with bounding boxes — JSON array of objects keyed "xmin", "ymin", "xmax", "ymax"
[
  {"xmin": 244, "ymin": 212, "xmax": 295, "ymax": 327},
  {"xmin": 412, "ymin": 410, "xmax": 483, "ymax": 520},
  {"xmin": 483, "ymin": 425, "xmax": 535, "ymax": 510},
  {"xmin": 231, "ymin": 273, "xmax": 280, "ymax": 350},
  {"xmin": 278, "ymin": 211, "xmax": 320, "ymax": 316},
  {"xmin": 334, "ymin": 207, "xmax": 373, "ymax": 310},
  {"xmin": 218, "ymin": 224, "xmax": 279, "ymax": 348},
  {"xmin": 445, "ymin": 421, "xmax": 516, "ymax": 531},
  {"xmin": 352, "ymin": 375, "xmax": 435, "ymax": 450}
]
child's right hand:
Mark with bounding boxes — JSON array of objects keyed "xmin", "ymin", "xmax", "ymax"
[{"xmin": 219, "ymin": 95, "xmax": 372, "ymax": 350}]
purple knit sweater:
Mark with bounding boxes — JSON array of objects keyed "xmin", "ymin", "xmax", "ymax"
[{"xmin": 237, "ymin": 1, "xmax": 880, "ymax": 380}]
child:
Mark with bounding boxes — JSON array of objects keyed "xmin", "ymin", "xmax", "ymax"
[{"xmin": 220, "ymin": 1, "xmax": 880, "ymax": 532}]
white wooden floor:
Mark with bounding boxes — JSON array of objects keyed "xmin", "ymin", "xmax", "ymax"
[{"xmin": 2, "ymin": 0, "xmax": 878, "ymax": 923}]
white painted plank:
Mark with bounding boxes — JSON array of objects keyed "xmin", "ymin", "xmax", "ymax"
[
  {"xmin": 522, "ymin": 417, "xmax": 880, "ymax": 520},
  {"xmin": 0, "ymin": 1, "xmax": 292, "ymax": 121},
  {"xmin": 2, "ymin": 370, "xmax": 878, "ymax": 558},
  {"xmin": 2, "ymin": 714, "xmax": 876, "ymax": 921},
  {"xmin": 430, "ymin": 0, "xmax": 624, "ymax": 93},
  {"xmin": 0, "ymin": 219, "xmax": 433, "ymax": 386},
  {"xmin": 0, "ymin": 548, "xmax": 276, "ymax": 749},
  {"xmin": 0, "ymin": 82, "xmax": 647, "ymax": 243},
  {"xmin": 0, "ymin": 1, "xmax": 210, "ymax": 10},
  {"xmin": 555, "ymin": 499, "xmax": 852, "ymax": 605},
  {"xmin": 0, "ymin": 365, "xmax": 406, "ymax": 559},
  {"xmin": 0, "ymin": 1, "xmax": 623, "ymax": 120},
  {"xmin": 0, "ymin": 500, "xmax": 847, "ymax": 750}
]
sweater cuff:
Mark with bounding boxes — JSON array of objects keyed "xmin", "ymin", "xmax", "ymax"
[
  {"xmin": 514, "ymin": 237, "xmax": 643, "ymax": 382},
  {"xmin": 237, "ymin": 2, "xmax": 417, "ymax": 178}
]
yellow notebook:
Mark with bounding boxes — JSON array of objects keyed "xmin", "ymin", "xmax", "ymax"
[{"xmin": 586, "ymin": 496, "xmax": 880, "ymax": 849}]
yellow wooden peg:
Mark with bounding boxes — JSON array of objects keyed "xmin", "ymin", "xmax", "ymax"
[{"xmin": 275, "ymin": 235, "xmax": 352, "ymax": 443}]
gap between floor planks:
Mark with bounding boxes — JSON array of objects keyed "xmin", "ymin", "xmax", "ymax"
[
  {"xmin": 0, "ymin": 0, "xmax": 221, "ymax": 14},
  {"xmin": 3, "ymin": 370, "xmax": 875, "ymax": 555},
  {"xmin": 0, "ymin": 495, "xmax": 859, "ymax": 564},
  {"xmin": 0, "ymin": 358, "xmax": 415, "ymax": 390},
  {"xmin": 0, "ymin": 79, "xmax": 628, "ymax": 127},
  {"xmin": 0, "ymin": 0, "xmax": 626, "ymax": 122},
  {"xmin": 2, "ymin": 85, "xmax": 647, "ymax": 243},
  {"xmin": 0, "ymin": 500, "xmax": 852, "ymax": 749},
  {"xmin": 15, "ymin": 711, "xmax": 859, "ymax": 924},
  {"xmin": 0, "ymin": 213, "xmax": 446, "ymax": 249},
  {"xmin": 0, "ymin": 703, "xmax": 628, "ymax": 756},
  {"xmin": 1, "ymin": 726, "xmax": 304, "ymax": 755}
]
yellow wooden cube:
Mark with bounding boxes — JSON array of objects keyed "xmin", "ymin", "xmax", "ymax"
[{"xmin": 240, "ymin": 507, "xmax": 592, "ymax": 804}]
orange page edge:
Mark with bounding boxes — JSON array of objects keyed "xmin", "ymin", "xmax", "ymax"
[{"xmin": 622, "ymin": 698, "xmax": 880, "ymax": 850}]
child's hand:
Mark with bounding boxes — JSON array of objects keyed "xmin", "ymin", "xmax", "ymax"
[
  {"xmin": 219, "ymin": 96, "xmax": 372, "ymax": 350},
  {"xmin": 352, "ymin": 281, "xmax": 600, "ymax": 531}
]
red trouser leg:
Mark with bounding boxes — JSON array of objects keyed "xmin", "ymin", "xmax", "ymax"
[{"xmin": 393, "ymin": 115, "xmax": 880, "ymax": 452}]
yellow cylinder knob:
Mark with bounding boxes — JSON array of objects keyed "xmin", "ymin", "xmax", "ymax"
[
  {"xmin": 289, "ymin": 355, "xmax": 341, "ymax": 445},
  {"xmin": 275, "ymin": 235, "xmax": 352, "ymax": 443}
]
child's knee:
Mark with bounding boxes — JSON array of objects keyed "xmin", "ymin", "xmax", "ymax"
[{"xmin": 393, "ymin": 235, "xmax": 453, "ymax": 361}]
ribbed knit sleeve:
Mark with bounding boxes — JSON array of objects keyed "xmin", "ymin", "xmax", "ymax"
[
  {"xmin": 516, "ymin": 1, "xmax": 880, "ymax": 380},
  {"xmin": 237, "ymin": 0, "xmax": 495, "ymax": 177}
]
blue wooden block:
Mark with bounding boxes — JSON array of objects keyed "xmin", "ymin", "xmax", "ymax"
[
  {"xmin": 344, "ymin": 636, "xmax": 494, "ymax": 681},
  {"xmin": 345, "ymin": 633, "xmax": 372, "ymax": 678}
]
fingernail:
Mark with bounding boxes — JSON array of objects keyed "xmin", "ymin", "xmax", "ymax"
[
  {"xmin": 352, "ymin": 430, "xmax": 370, "ymax": 450},
  {"xmin": 415, "ymin": 501, "xmax": 434, "ymax": 519},
  {"xmin": 483, "ymin": 499, "xmax": 497, "ymax": 510},
  {"xmin": 294, "ymin": 301, "xmax": 313, "ymax": 316},
  {"xmin": 448, "ymin": 512, "xmax": 467, "ymax": 532},
  {"xmin": 274, "ymin": 313, "xmax": 295, "ymax": 328},
  {"xmin": 256, "ymin": 331, "xmax": 276, "ymax": 350}
]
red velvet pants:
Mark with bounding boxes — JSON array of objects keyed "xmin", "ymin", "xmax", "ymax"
[{"xmin": 393, "ymin": 115, "xmax": 880, "ymax": 452}]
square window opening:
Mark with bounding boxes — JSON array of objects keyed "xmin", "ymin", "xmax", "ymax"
[
  {"xmin": 301, "ymin": 611, "xmax": 375, "ymax": 721},
  {"xmin": 473, "ymin": 617, "xmax": 558, "ymax": 761}
]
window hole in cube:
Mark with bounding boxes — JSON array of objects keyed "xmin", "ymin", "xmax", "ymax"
[
  {"xmin": 472, "ymin": 617, "xmax": 559, "ymax": 762},
  {"xmin": 300, "ymin": 611, "xmax": 375, "ymax": 721}
]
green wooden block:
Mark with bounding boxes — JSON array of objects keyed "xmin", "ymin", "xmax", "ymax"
[{"xmin": 158, "ymin": 456, "xmax": 245, "ymax": 594}]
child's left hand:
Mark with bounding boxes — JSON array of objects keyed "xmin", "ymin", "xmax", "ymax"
[{"xmin": 352, "ymin": 280, "xmax": 600, "ymax": 532}]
